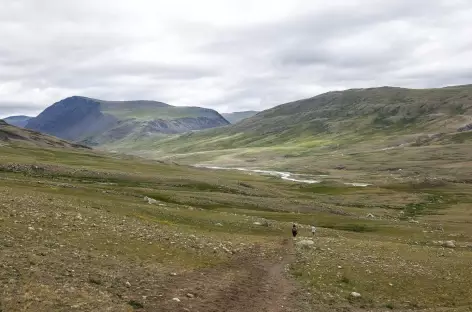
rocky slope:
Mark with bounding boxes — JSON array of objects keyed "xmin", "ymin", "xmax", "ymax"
[
  {"xmin": 25, "ymin": 96, "xmax": 229, "ymax": 146},
  {"xmin": 4, "ymin": 115, "xmax": 33, "ymax": 127}
]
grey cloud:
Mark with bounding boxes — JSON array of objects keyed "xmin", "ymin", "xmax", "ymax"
[
  {"xmin": 0, "ymin": 102, "xmax": 41, "ymax": 118},
  {"xmin": 0, "ymin": 0, "xmax": 471, "ymax": 115}
]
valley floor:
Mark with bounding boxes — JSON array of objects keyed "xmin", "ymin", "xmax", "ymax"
[{"xmin": 1, "ymin": 144, "xmax": 472, "ymax": 311}]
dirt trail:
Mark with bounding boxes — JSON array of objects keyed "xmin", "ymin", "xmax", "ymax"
[{"xmin": 156, "ymin": 239, "xmax": 303, "ymax": 312}]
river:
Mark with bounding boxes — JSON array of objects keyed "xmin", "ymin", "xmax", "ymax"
[{"xmin": 194, "ymin": 165, "xmax": 372, "ymax": 186}]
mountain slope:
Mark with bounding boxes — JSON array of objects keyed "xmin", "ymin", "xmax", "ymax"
[
  {"xmin": 152, "ymin": 85, "xmax": 472, "ymax": 154},
  {"xmin": 222, "ymin": 111, "xmax": 259, "ymax": 124},
  {"xmin": 25, "ymin": 96, "xmax": 230, "ymax": 145},
  {"xmin": 0, "ymin": 120, "xmax": 90, "ymax": 149},
  {"xmin": 4, "ymin": 115, "xmax": 33, "ymax": 127}
]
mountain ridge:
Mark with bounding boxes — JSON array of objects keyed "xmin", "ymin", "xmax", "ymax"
[{"xmin": 25, "ymin": 96, "xmax": 230, "ymax": 145}]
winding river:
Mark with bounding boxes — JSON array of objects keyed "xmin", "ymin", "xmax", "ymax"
[{"xmin": 194, "ymin": 165, "xmax": 372, "ymax": 187}]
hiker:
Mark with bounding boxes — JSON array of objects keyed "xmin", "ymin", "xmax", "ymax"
[
  {"xmin": 292, "ymin": 224, "xmax": 298, "ymax": 237},
  {"xmin": 311, "ymin": 224, "xmax": 316, "ymax": 236}
]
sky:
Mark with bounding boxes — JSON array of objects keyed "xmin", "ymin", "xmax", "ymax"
[{"xmin": 1, "ymin": 0, "xmax": 472, "ymax": 118}]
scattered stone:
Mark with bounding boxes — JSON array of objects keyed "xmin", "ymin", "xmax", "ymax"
[
  {"xmin": 125, "ymin": 281, "xmax": 131, "ymax": 288},
  {"xmin": 186, "ymin": 293, "xmax": 195, "ymax": 299},
  {"xmin": 215, "ymin": 223, "xmax": 223, "ymax": 227},
  {"xmin": 366, "ymin": 213, "xmax": 375, "ymax": 219},
  {"xmin": 170, "ymin": 272, "xmax": 177, "ymax": 276},
  {"xmin": 350, "ymin": 292, "xmax": 362, "ymax": 298},
  {"xmin": 172, "ymin": 297, "xmax": 181, "ymax": 302},
  {"xmin": 338, "ymin": 266, "xmax": 343, "ymax": 269},
  {"xmin": 75, "ymin": 213, "xmax": 83, "ymax": 220},
  {"xmin": 253, "ymin": 222, "xmax": 262, "ymax": 226},
  {"xmin": 443, "ymin": 240, "xmax": 456, "ymax": 248},
  {"xmin": 28, "ymin": 226, "xmax": 35, "ymax": 231}
]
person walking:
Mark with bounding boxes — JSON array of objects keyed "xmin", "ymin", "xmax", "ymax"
[
  {"xmin": 292, "ymin": 224, "xmax": 298, "ymax": 238},
  {"xmin": 311, "ymin": 224, "xmax": 316, "ymax": 236}
]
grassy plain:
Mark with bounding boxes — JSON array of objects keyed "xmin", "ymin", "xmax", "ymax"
[{"xmin": 1, "ymin": 142, "xmax": 472, "ymax": 311}]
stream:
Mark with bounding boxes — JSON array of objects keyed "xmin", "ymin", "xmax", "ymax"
[{"xmin": 194, "ymin": 165, "xmax": 372, "ymax": 186}]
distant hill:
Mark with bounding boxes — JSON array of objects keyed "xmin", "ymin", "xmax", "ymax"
[
  {"xmin": 222, "ymin": 111, "xmax": 259, "ymax": 124},
  {"xmin": 0, "ymin": 120, "xmax": 90, "ymax": 149},
  {"xmin": 4, "ymin": 115, "xmax": 33, "ymax": 128},
  {"xmin": 25, "ymin": 96, "xmax": 229, "ymax": 146},
  {"xmin": 147, "ymin": 84, "xmax": 472, "ymax": 155}
]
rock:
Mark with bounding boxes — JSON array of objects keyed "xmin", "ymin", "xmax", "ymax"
[
  {"xmin": 350, "ymin": 292, "xmax": 361, "ymax": 298},
  {"xmin": 296, "ymin": 240, "xmax": 315, "ymax": 249},
  {"xmin": 338, "ymin": 266, "xmax": 343, "ymax": 269},
  {"xmin": 172, "ymin": 297, "xmax": 181, "ymax": 302},
  {"xmin": 144, "ymin": 196, "xmax": 158, "ymax": 204},
  {"xmin": 215, "ymin": 223, "xmax": 223, "ymax": 227},
  {"xmin": 170, "ymin": 272, "xmax": 177, "ymax": 276},
  {"xmin": 186, "ymin": 293, "xmax": 195, "ymax": 299},
  {"xmin": 458, "ymin": 123, "xmax": 472, "ymax": 132},
  {"xmin": 443, "ymin": 240, "xmax": 456, "ymax": 248},
  {"xmin": 253, "ymin": 222, "xmax": 262, "ymax": 226},
  {"xmin": 75, "ymin": 213, "xmax": 83, "ymax": 220},
  {"xmin": 28, "ymin": 226, "xmax": 35, "ymax": 231},
  {"xmin": 125, "ymin": 281, "xmax": 131, "ymax": 288},
  {"xmin": 366, "ymin": 213, "xmax": 375, "ymax": 219}
]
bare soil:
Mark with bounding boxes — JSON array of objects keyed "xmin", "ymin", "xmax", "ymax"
[{"xmin": 153, "ymin": 240, "xmax": 305, "ymax": 312}]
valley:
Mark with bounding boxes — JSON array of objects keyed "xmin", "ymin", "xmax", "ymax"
[{"xmin": 2, "ymin": 84, "xmax": 472, "ymax": 311}]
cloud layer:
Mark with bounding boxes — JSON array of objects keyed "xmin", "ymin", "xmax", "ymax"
[{"xmin": 1, "ymin": 0, "xmax": 471, "ymax": 117}]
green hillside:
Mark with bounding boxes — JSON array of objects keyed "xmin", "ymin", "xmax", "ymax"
[
  {"xmin": 109, "ymin": 85, "xmax": 472, "ymax": 183},
  {"xmin": 155, "ymin": 85, "xmax": 472, "ymax": 150}
]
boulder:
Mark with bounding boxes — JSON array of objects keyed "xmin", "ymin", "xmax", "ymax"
[
  {"xmin": 442, "ymin": 240, "xmax": 456, "ymax": 248},
  {"xmin": 296, "ymin": 240, "xmax": 315, "ymax": 249},
  {"xmin": 144, "ymin": 196, "xmax": 158, "ymax": 204}
]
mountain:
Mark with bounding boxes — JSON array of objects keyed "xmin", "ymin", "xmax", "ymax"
[
  {"xmin": 135, "ymin": 84, "xmax": 472, "ymax": 169},
  {"xmin": 25, "ymin": 96, "xmax": 230, "ymax": 146},
  {"xmin": 4, "ymin": 115, "xmax": 33, "ymax": 127},
  {"xmin": 0, "ymin": 120, "xmax": 90, "ymax": 149},
  {"xmin": 222, "ymin": 111, "xmax": 259, "ymax": 124}
]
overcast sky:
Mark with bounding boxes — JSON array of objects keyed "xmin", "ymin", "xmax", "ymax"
[{"xmin": 1, "ymin": 0, "xmax": 472, "ymax": 117}]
